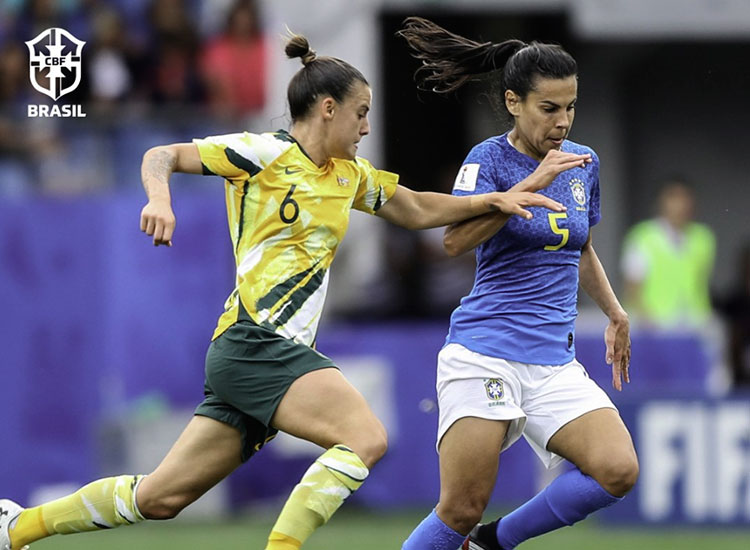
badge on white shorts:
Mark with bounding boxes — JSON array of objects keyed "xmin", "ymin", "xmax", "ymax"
[
  {"xmin": 454, "ymin": 163, "xmax": 480, "ymax": 192},
  {"xmin": 484, "ymin": 378, "xmax": 504, "ymax": 401}
]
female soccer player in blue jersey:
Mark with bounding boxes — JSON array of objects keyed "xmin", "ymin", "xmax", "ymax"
[
  {"xmin": 0, "ymin": 31, "xmax": 585, "ymax": 550},
  {"xmin": 398, "ymin": 17, "xmax": 639, "ymax": 550}
]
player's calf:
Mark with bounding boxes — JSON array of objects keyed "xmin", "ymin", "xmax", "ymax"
[{"xmin": 4, "ymin": 475, "xmax": 145, "ymax": 549}]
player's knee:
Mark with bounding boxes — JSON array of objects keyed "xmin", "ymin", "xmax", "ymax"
[
  {"xmin": 438, "ymin": 494, "xmax": 487, "ymax": 535},
  {"xmin": 595, "ymin": 455, "xmax": 639, "ymax": 497},
  {"xmin": 138, "ymin": 493, "xmax": 192, "ymax": 520},
  {"xmin": 439, "ymin": 503, "xmax": 485, "ymax": 535},
  {"xmin": 356, "ymin": 426, "xmax": 388, "ymax": 469}
]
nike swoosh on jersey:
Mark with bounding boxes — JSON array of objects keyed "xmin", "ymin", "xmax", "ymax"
[{"xmin": 284, "ymin": 166, "xmax": 303, "ymax": 175}]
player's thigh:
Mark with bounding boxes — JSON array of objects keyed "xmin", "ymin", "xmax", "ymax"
[
  {"xmin": 547, "ymin": 407, "xmax": 639, "ymax": 494},
  {"xmin": 203, "ymin": 320, "xmax": 336, "ymax": 432},
  {"xmin": 137, "ymin": 415, "xmax": 243, "ymax": 515},
  {"xmin": 521, "ymin": 360, "xmax": 619, "ymax": 469},
  {"xmin": 270, "ymin": 367, "xmax": 387, "ymax": 467},
  {"xmin": 436, "ymin": 417, "xmax": 509, "ymax": 528}
]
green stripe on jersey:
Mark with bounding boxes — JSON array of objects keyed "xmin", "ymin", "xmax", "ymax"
[
  {"xmin": 272, "ymin": 268, "xmax": 326, "ymax": 327},
  {"xmin": 225, "ymin": 147, "xmax": 262, "ymax": 177}
]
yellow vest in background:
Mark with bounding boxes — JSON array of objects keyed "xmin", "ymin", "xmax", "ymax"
[{"xmin": 624, "ymin": 220, "xmax": 716, "ymax": 326}]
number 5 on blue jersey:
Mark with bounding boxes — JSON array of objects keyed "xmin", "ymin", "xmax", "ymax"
[{"xmin": 544, "ymin": 212, "xmax": 569, "ymax": 251}]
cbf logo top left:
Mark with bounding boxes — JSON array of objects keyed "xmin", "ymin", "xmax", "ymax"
[{"xmin": 25, "ymin": 27, "xmax": 85, "ymax": 101}]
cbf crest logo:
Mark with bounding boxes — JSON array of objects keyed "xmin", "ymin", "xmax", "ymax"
[
  {"xmin": 25, "ymin": 28, "xmax": 87, "ymax": 117},
  {"xmin": 569, "ymin": 178, "xmax": 587, "ymax": 212},
  {"xmin": 484, "ymin": 378, "xmax": 504, "ymax": 401}
]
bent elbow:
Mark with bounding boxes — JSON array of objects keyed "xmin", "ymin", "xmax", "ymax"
[
  {"xmin": 144, "ymin": 144, "xmax": 177, "ymax": 163},
  {"xmin": 444, "ymin": 245, "xmax": 463, "ymax": 257},
  {"xmin": 143, "ymin": 145, "xmax": 167, "ymax": 167},
  {"xmin": 443, "ymin": 234, "xmax": 464, "ymax": 257},
  {"xmin": 144, "ymin": 145, "xmax": 164, "ymax": 158}
]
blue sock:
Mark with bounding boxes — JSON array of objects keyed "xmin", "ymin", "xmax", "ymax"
[
  {"xmin": 496, "ymin": 468, "xmax": 621, "ymax": 549},
  {"xmin": 402, "ymin": 509, "xmax": 466, "ymax": 550}
]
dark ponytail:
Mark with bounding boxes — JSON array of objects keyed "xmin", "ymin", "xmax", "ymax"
[
  {"xmin": 397, "ymin": 16, "xmax": 577, "ymax": 102},
  {"xmin": 285, "ymin": 31, "xmax": 368, "ymax": 122},
  {"xmin": 397, "ymin": 16, "xmax": 525, "ymax": 93}
]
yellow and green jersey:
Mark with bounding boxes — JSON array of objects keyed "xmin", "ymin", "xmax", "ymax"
[{"xmin": 193, "ymin": 130, "xmax": 398, "ymax": 345}]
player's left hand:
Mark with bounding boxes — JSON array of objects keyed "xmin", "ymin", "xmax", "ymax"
[{"xmin": 604, "ymin": 312, "xmax": 631, "ymax": 391}]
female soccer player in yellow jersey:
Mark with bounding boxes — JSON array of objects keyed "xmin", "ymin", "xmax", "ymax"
[{"xmin": 0, "ymin": 32, "xmax": 591, "ymax": 550}]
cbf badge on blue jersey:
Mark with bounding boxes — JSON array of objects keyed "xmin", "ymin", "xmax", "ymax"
[{"xmin": 569, "ymin": 178, "xmax": 587, "ymax": 211}]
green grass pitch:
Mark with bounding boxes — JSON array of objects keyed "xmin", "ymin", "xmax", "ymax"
[{"xmin": 27, "ymin": 508, "xmax": 750, "ymax": 549}]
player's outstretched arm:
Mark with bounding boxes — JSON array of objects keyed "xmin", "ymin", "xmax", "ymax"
[
  {"xmin": 442, "ymin": 150, "xmax": 591, "ymax": 256},
  {"xmin": 140, "ymin": 143, "xmax": 202, "ymax": 247},
  {"xmin": 375, "ymin": 184, "xmax": 565, "ymax": 232},
  {"xmin": 443, "ymin": 211, "xmax": 510, "ymax": 257}
]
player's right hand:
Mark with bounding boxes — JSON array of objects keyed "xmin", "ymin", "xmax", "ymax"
[
  {"xmin": 488, "ymin": 191, "xmax": 566, "ymax": 220},
  {"xmin": 527, "ymin": 150, "xmax": 592, "ymax": 191},
  {"xmin": 140, "ymin": 198, "xmax": 175, "ymax": 246}
]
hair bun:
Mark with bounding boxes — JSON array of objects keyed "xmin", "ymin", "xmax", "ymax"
[
  {"xmin": 301, "ymin": 49, "xmax": 317, "ymax": 65},
  {"xmin": 285, "ymin": 31, "xmax": 317, "ymax": 66}
]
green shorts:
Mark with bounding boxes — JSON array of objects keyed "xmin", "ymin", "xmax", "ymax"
[{"xmin": 195, "ymin": 320, "xmax": 336, "ymax": 462}]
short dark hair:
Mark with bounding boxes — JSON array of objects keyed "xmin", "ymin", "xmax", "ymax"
[{"xmin": 285, "ymin": 33, "xmax": 369, "ymax": 122}]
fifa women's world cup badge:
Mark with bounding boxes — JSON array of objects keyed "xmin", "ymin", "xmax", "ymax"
[{"xmin": 25, "ymin": 27, "xmax": 87, "ymax": 117}]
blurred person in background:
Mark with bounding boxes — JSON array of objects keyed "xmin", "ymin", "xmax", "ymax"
[
  {"xmin": 199, "ymin": 0, "xmax": 267, "ymax": 121},
  {"xmin": 0, "ymin": 41, "xmax": 38, "ymax": 195},
  {"xmin": 0, "ymin": 30, "xmax": 570, "ymax": 550},
  {"xmin": 398, "ymin": 17, "xmax": 637, "ymax": 550},
  {"xmin": 145, "ymin": 0, "xmax": 204, "ymax": 106},
  {"xmin": 197, "ymin": 0, "xmax": 240, "ymax": 38},
  {"xmin": 0, "ymin": 41, "xmax": 33, "ymax": 116},
  {"xmin": 718, "ymin": 243, "xmax": 750, "ymax": 387},
  {"xmin": 85, "ymin": 6, "xmax": 140, "ymax": 109},
  {"xmin": 0, "ymin": 41, "xmax": 75, "ymax": 196},
  {"xmin": 8, "ymin": 0, "xmax": 90, "ymax": 45},
  {"xmin": 621, "ymin": 179, "xmax": 716, "ymax": 329}
]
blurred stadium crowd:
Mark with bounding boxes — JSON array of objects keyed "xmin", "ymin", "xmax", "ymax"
[
  {"xmin": 0, "ymin": 0, "xmax": 266, "ymax": 113},
  {"xmin": 0, "ymin": 0, "xmax": 267, "ymax": 194}
]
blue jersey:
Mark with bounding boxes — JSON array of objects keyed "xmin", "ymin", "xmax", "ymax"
[{"xmin": 447, "ymin": 132, "xmax": 600, "ymax": 365}]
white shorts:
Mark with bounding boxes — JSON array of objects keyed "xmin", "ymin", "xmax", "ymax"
[{"xmin": 436, "ymin": 343, "xmax": 617, "ymax": 469}]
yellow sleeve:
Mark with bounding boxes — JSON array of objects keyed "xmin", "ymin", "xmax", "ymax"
[
  {"xmin": 192, "ymin": 133, "xmax": 252, "ymax": 182},
  {"xmin": 352, "ymin": 157, "xmax": 399, "ymax": 215},
  {"xmin": 192, "ymin": 132, "xmax": 289, "ymax": 184}
]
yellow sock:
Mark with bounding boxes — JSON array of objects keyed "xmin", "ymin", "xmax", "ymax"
[
  {"xmin": 10, "ymin": 475, "xmax": 145, "ymax": 548},
  {"xmin": 265, "ymin": 445, "xmax": 369, "ymax": 550}
]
